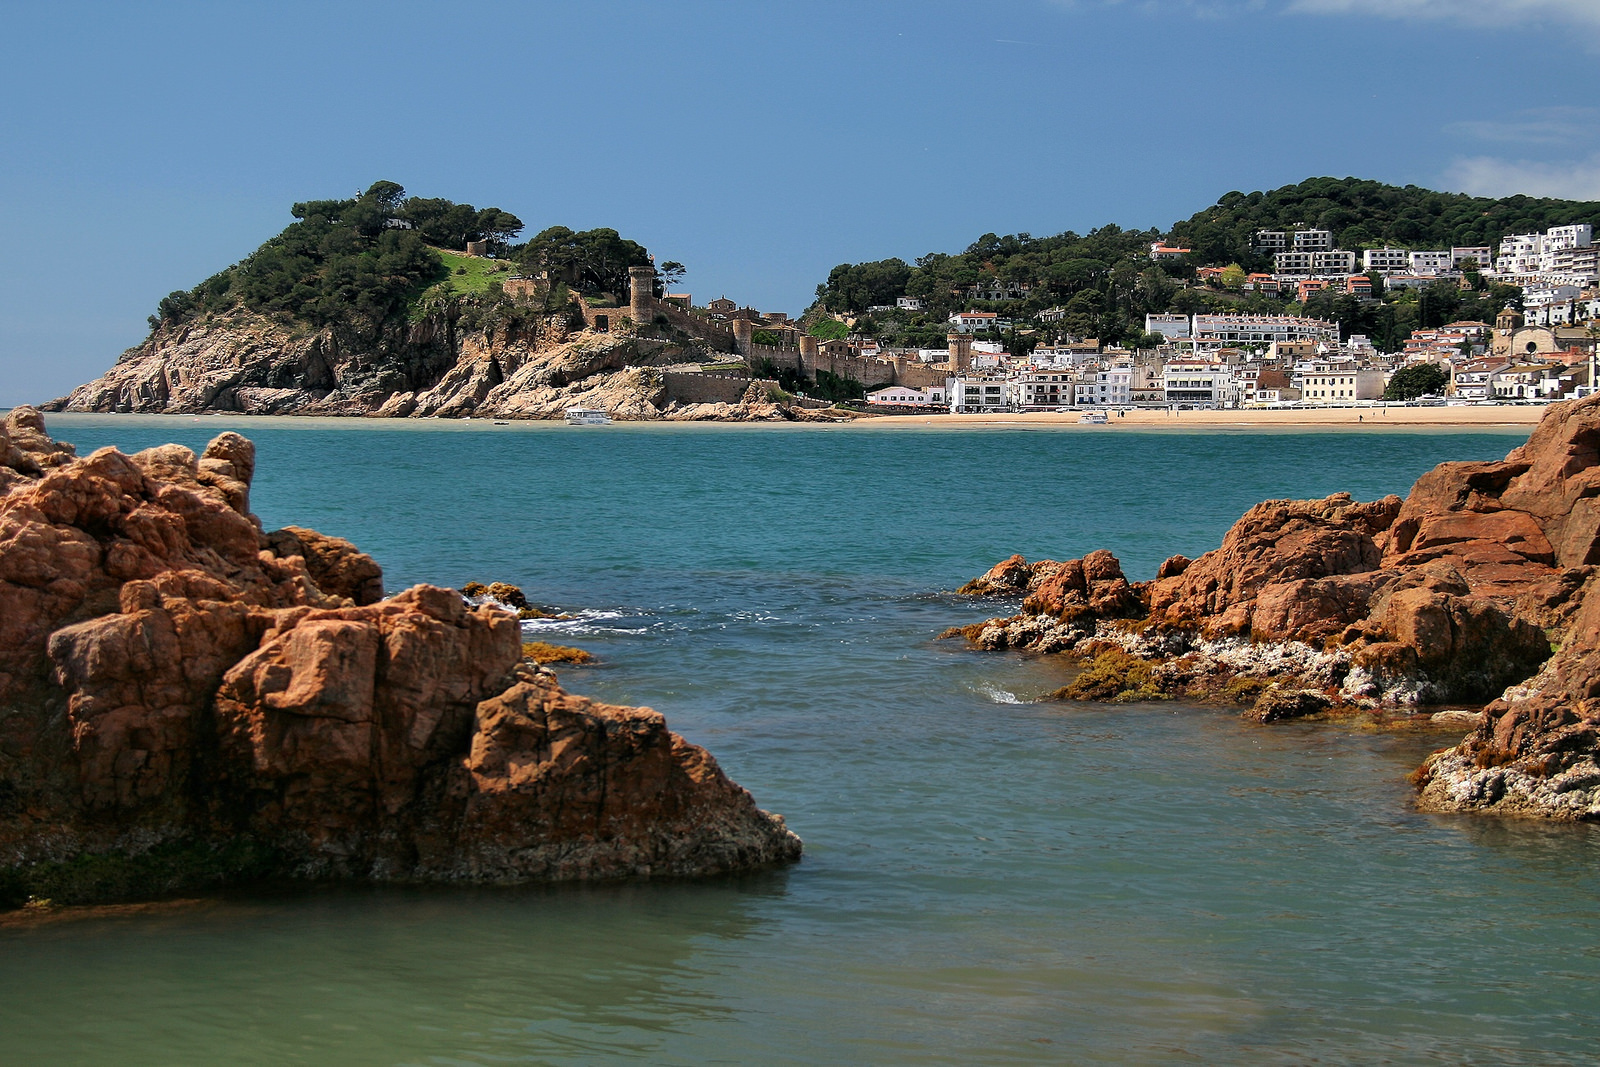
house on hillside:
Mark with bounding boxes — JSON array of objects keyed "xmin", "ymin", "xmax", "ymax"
[{"xmin": 949, "ymin": 311, "xmax": 1011, "ymax": 334}]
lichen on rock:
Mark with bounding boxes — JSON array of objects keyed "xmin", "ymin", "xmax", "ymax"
[{"xmin": 950, "ymin": 394, "xmax": 1600, "ymax": 821}]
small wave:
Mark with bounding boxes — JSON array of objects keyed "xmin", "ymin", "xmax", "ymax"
[
  {"xmin": 523, "ymin": 609, "xmax": 653, "ymax": 636},
  {"xmin": 972, "ymin": 682, "xmax": 1027, "ymax": 705}
]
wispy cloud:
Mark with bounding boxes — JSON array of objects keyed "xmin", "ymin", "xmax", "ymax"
[
  {"xmin": 1444, "ymin": 154, "xmax": 1600, "ymax": 200},
  {"xmin": 1287, "ymin": 0, "xmax": 1600, "ymax": 28},
  {"xmin": 1447, "ymin": 107, "xmax": 1600, "ymax": 146}
]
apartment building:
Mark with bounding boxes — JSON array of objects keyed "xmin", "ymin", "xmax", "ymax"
[
  {"xmin": 1162, "ymin": 359, "xmax": 1232, "ymax": 407},
  {"xmin": 1293, "ymin": 229, "xmax": 1333, "ymax": 252},
  {"xmin": 1253, "ymin": 230, "xmax": 1289, "ymax": 252},
  {"xmin": 1082, "ymin": 365, "xmax": 1133, "ymax": 406},
  {"xmin": 1363, "ymin": 248, "xmax": 1410, "ymax": 272},
  {"xmin": 949, "ymin": 376, "xmax": 1010, "ymax": 412},
  {"xmin": 1014, "ymin": 371, "xmax": 1075, "ymax": 411},
  {"xmin": 1144, "ymin": 313, "xmax": 1192, "ymax": 340},
  {"xmin": 1190, "ymin": 314, "xmax": 1340, "ymax": 345},
  {"xmin": 1274, "ymin": 251, "xmax": 1315, "ymax": 274},
  {"xmin": 1299, "ymin": 361, "xmax": 1385, "ymax": 401},
  {"xmin": 1314, "ymin": 250, "xmax": 1357, "ymax": 274},
  {"xmin": 1409, "ymin": 250, "xmax": 1455, "ymax": 275}
]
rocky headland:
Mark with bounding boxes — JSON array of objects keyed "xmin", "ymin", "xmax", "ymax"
[
  {"xmin": 950, "ymin": 394, "xmax": 1600, "ymax": 821},
  {"xmin": 0, "ymin": 407, "xmax": 799, "ymax": 907},
  {"xmin": 42, "ymin": 309, "xmax": 821, "ymax": 423}
]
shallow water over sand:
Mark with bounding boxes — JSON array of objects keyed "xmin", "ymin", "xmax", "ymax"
[{"xmin": 7, "ymin": 418, "xmax": 1597, "ymax": 1065}]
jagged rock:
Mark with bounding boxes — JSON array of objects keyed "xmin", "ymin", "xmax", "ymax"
[
  {"xmin": 957, "ymin": 554, "xmax": 1034, "ymax": 596},
  {"xmin": 1247, "ymin": 687, "xmax": 1332, "ymax": 723},
  {"xmin": 43, "ymin": 307, "xmax": 708, "ymax": 422},
  {"xmin": 953, "ymin": 395, "xmax": 1600, "ymax": 819},
  {"xmin": 0, "ymin": 409, "xmax": 799, "ymax": 905}
]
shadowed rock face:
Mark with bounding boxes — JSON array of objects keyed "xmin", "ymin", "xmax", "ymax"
[
  {"xmin": 0, "ymin": 408, "xmax": 799, "ymax": 903},
  {"xmin": 955, "ymin": 395, "xmax": 1600, "ymax": 820}
]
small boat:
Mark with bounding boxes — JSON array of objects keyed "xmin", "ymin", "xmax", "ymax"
[
  {"xmin": 1078, "ymin": 411, "xmax": 1108, "ymax": 424},
  {"xmin": 565, "ymin": 406, "xmax": 613, "ymax": 426},
  {"xmin": 493, "ymin": 420, "xmax": 509, "ymax": 425}
]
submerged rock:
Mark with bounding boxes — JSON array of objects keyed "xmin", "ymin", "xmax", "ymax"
[
  {"xmin": 951, "ymin": 394, "xmax": 1600, "ymax": 821},
  {"xmin": 0, "ymin": 409, "xmax": 799, "ymax": 906}
]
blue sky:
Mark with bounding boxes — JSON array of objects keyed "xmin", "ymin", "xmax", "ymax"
[{"xmin": 3, "ymin": 0, "xmax": 1598, "ymax": 405}]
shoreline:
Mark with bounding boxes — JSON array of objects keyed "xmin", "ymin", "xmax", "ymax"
[{"xmin": 21, "ymin": 405, "xmax": 1542, "ymax": 434}]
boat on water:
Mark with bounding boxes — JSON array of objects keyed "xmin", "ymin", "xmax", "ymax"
[
  {"xmin": 565, "ymin": 407, "xmax": 613, "ymax": 426},
  {"xmin": 1079, "ymin": 411, "xmax": 1108, "ymax": 424}
]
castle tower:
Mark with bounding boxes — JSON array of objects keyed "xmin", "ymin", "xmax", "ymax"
[
  {"xmin": 799, "ymin": 334, "xmax": 819, "ymax": 376},
  {"xmin": 628, "ymin": 266, "xmax": 656, "ymax": 330},
  {"xmin": 947, "ymin": 334, "xmax": 973, "ymax": 373},
  {"xmin": 732, "ymin": 319, "xmax": 755, "ymax": 361}
]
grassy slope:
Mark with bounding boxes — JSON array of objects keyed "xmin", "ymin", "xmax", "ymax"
[{"xmin": 434, "ymin": 248, "xmax": 517, "ymax": 296}]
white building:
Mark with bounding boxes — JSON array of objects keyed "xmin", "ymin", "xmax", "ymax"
[
  {"xmin": 1409, "ymin": 250, "xmax": 1454, "ymax": 275},
  {"xmin": 1314, "ymin": 250, "xmax": 1357, "ymax": 274},
  {"xmin": 896, "ymin": 296, "xmax": 925, "ymax": 311},
  {"xmin": 1363, "ymin": 248, "xmax": 1410, "ymax": 272},
  {"xmin": 1162, "ymin": 359, "xmax": 1233, "ymax": 407},
  {"xmin": 1144, "ymin": 313, "xmax": 1192, "ymax": 340},
  {"xmin": 1495, "ymin": 224, "xmax": 1595, "ymax": 276},
  {"xmin": 1452, "ymin": 246, "xmax": 1492, "ymax": 270},
  {"xmin": 1293, "ymin": 229, "xmax": 1333, "ymax": 252},
  {"xmin": 949, "ymin": 311, "xmax": 1011, "ymax": 334},
  {"xmin": 1190, "ymin": 314, "xmax": 1340, "ymax": 345},
  {"xmin": 1254, "ymin": 230, "xmax": 1290, "ymax": 252},
  {"xmin": 866, "ymin": 385, "xmax": 946, "ymax": 407},
  {"xmin": 1015, "ymin": 371, "xmax": 1076, "ymax": 411},
  {"xmin": 1453, "ymin": 359, "xmax": 1509, "ymax": 402},
  {"xmin": 1380, "ymin": 274, "xmax": 1438, "ymax": 291},
  {"xmin": 1547, "ymin": 224, "xmax": 1593, "ymax": 252},
  {"xmin": 1274, "ymin": 251, "xmax": 1315, "ymax": 274},
  {"xmin": 949, "ymin": 376, "xmax": 1010, "ymax": 413},
  {"xmin": 1083, "ymin": 365, "xmax": 1133, "ymax": 406}
]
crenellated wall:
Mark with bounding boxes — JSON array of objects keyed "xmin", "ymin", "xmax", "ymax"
[{"xmin": 662, "ymin": 371, "xmax": 771, "ymax": 405}]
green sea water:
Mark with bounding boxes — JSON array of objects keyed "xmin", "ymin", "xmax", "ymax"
[{"xmin": 5, "ymin": 416, "xmax": 1598, "ymax": 1066}]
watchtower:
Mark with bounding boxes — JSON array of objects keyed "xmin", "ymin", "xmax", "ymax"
[
  {"xmin": 947, "ymin": 334, "xmax": 973, "ymax": 373},
  {"xmin": 732, "ymin": 319, "xmax": 755, "ymax": 361},
  {"xmin": 629, "ymin": 266, "xmax": 656, "ymax": 330},
  {"xmin": 798, "ymin": 334, "xmax": 819, "ymax": 375}
]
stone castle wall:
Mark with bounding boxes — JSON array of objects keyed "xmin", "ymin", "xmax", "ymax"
[{"xmin": 663, "ymin": 371, "xmax": 764, "ymax": 405}]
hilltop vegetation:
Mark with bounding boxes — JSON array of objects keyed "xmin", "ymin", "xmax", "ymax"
[
  {"xmin": 1170, "ymin": 177, "xmax": 1600, "ymax": 269},
  {"xmin": 146, "ymin": 180, "xmax": 656, "ymax": 337},
  {"xmin": 811, "ymin": 177, "xmax": 1600, "ymax": 352}
]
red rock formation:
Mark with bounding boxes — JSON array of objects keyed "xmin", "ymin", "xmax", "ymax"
[
  {"xmin": 0, "ymin": 408, "xmax": 798, "ymax": 904},
  {"xmin": 954, "ymin": 394, "xmax": 1600, "ymax": 818}
]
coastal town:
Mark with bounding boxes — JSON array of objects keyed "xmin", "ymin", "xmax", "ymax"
[{"xmin": 671, "ymin": 222, "xmax": 1600, "ymax": 416}]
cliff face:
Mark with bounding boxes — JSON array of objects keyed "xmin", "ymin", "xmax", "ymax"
[
  {"xmin": 0, "ymin": 407, "xmax": 799, "ymax": 905},
  {"xmin": 954, "ymin": 394, "xmax": 1600, "ymax": 820},
  {"xmin": 42, "ymin": 308, "xmax": 696, "ymax": 420}
]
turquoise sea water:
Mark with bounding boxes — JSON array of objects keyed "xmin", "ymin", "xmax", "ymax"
[{"xmin": 6, "ymin": 416, "xmax": 1599, "ymax": 1065}]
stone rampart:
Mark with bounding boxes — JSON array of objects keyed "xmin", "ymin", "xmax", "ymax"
[
  {"xmin": 895, "ymin": 362, "xmax": 953, "ymax": 389},
  {"xmin": 653, "ymin": 302, "xmax": 736, "ymax": 350},
  {"xmin": 575, "ymin": 295, "xmax": 630, "ymax": 332},
  {"xmin": 663, "ymin": 371, "xmax": 763, "ymax": 406}
]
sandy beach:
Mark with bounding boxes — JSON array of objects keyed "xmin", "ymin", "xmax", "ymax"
[
  {"xmin": 26, "ymin": 403, "xmax": 1545, "ymax": 435},
  {"xmin": 852, "ymin": 404, "xmax": 1546, "ymax": 430}
]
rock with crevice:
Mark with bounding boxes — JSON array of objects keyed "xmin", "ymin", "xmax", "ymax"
[
  {"xmin": 953, "ymin": 395, "xmax": 1600, "ymax": 819},
  {"xmin": 0, "ymin": 408, "xmax": 799, "ymax": 904}
]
